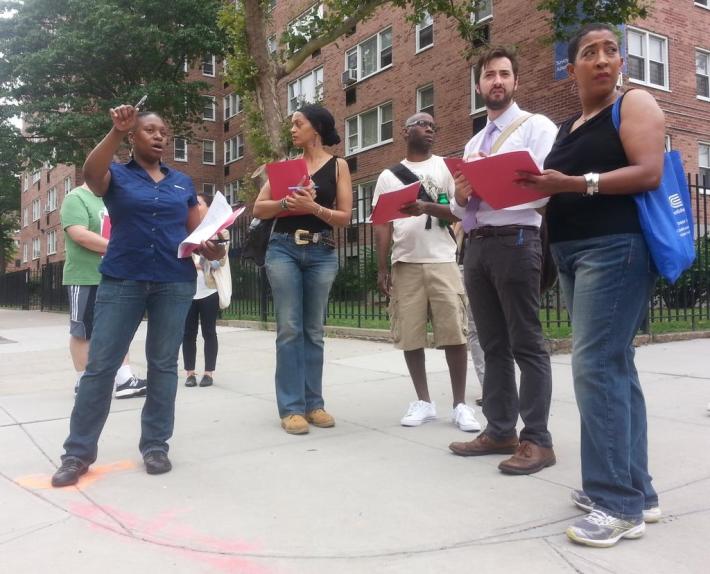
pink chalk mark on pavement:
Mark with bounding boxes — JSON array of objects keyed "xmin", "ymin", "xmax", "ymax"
[{"xmin": 69, "ymin": 502, "xmax": 271, "ymax": 574}]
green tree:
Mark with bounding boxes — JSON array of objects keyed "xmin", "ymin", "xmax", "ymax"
[
  {"xmin": 219, "ymin": 0, "xmax": 649, "ymax": 164},
  {"xmin": 0, "ymin": 0, "xmax": 229, "ymax": 166},
  {"xmin": 0, "ymin": 114, "xmax": 22, "ymax": 272}
]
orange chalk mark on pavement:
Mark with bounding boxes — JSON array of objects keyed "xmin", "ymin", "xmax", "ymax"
[{"xmin": 15, "ymin": 459, "xmax": 137, "ymax": 490}]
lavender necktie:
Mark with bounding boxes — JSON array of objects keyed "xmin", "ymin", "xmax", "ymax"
[{"xmin": 462, "ymin": 122, "xmax": 498, "ymax": 232}]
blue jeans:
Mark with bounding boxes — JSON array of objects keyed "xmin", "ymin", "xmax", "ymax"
[
  {"xmin": 551, "ymin": 233, "xmax": 657, "ymax": 520},
  {"xmin": 61, "ymin": 277, "xmax": 195, "ymax": 464},
  {"xmin": 265, "ymin": 233, "xmax": 338, "ymax": 417}
]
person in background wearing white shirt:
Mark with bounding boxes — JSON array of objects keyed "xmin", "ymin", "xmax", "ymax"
[
  {"xmin": 448, "ymin": 47, "xmax": 558, "ymax": 475},
  {"xmin": 373, "ymin": 113, "xmax": 481, "ymax": 433}
]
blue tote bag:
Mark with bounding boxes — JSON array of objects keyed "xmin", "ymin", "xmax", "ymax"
[{"xmin": 611, "ymin": 97, "xmax": 695, "ymax": 283}]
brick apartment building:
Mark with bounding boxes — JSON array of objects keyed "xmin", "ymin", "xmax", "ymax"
[{"xmin": 11, "ymin": 0, "xmax": 710, "ymax": 272}]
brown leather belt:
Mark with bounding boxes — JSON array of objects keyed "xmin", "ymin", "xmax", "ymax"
[
  {"xmin": 293, "ymin": 229, "xmax": 335, "ymax": 248},
  {"xmin": 471, "ymin": 225, "xmax": 539, "ymax": 239}
]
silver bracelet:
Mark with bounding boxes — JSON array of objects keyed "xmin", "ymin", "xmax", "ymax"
[
  {"xmin": 583, "ymin": 172, "xmax": 600, "ymax": 196},
  {"xmin": 280, "ymin": 198, "xmax": 288, "ymax": 210}
]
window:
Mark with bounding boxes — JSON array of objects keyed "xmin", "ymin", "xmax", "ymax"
[
  {"xmin": 202, "ymin": 140, "xmax": 216, "ymax": 165},
  {"xmin": 665, "ymin": 134, "xmax": 672, "ymax": 152},
  {"xmin": 32, "ymin": 237, "xmax": 40, "ymax": 260},
  {"xmin": 31, "ymin": 170, "xmax": 41, "ymax": 184},
  {"xmin": 697, "ymin": 50, "xmax": 710, "ymax": 99},
  {"xmin": 201, "ymin": 55, "xmax": 215, "ymax": 77},
  {"xmin": 23, "ymin": 207, "xmax": 28, "ymax": 227},
  {"xmin": 416, "ymin": 12, "xmax": 433, "ymax": 52},
  {"xmin": 202, "ymin": 96, "xmax": 216, "ymax": 121},
  {"xmin": 288, "ymin": 66, "xmax": 324, "ymax": 114},
  {"xmin": 344, "ymin": 27, "xmax": 392, "ymax": 82},
  {"xmin": 224, "ymin": 93, "xmax": 242, "ymax": 119},
  {"xmin": 47, "ymin": 187, "xmax": 57, "ymax": 212},
  {"xmin": 695, "ymin": 1, "xmax": 709, "ymax": 8},
  {"xmin": 23, "ymin": 173, "xmax": 29, "ymax": 191},
  {"xmin": 174, "ymin": 137, "xmax": 188, "ymax": 162},
  {"xmin": 267, "ymin": 35, "xmax": 277, "ymax": 54},
  {"xmin": 225, "ymin": 180, "xmax": 241, "ymax": 205},
  {"xmin": 627, "ymin": 28, "xmax": 669, "ymax": 89},
  {"xmin": 47, "ymin": 230, "xmax": 57, "ymax": 255},
  {"xmin": 351, "ymin": 181, "xmax": 375, "ymax": 223},
  {"xmin": 22, "ymin": 243, "xmax": 28, "ymax": 263},
  {"xmin": 345, "ymin": 102, "xmax": 393, "ymax": 155},
  {"xmin": 287, "ymin": 3, "xmax": 324, "ymax": 50},
  {"xmin": 700, "ymin": 143, "xmax": 710, "ymax": 190},
  {"xmin": 417, "ymin": 84, "xmax": 434, "ymax": 116},
  {"xmin": 472, "ymin": 0, "xmax": 493, "ymax": 22},
  {"xmin": 64, "ymin": 176, "xmax": 72, "ymax": 195},
  {"xmin": 202, "ymin": 183, "xmax": 216, "ymax": 195},
  {"xmin": 225, "ymin": 134, "xmax": 244, "ymax": 163},
  {"xmin": 470, "ymin": 67, "xmax": 486, "ymax": 114},
  {"xmin": 32, "ymin": 199, "xmax": 41, "ymax": 221}
]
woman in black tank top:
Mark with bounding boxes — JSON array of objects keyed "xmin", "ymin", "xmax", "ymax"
[
  {"xmin": 517, "ymin": 24, "xmax": 666, "ymax": 547},
  {"xmin": 253, "ymin": 105, "xmax": 352, "ymax": 435}
]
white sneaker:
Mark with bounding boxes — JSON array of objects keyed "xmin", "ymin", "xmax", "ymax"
[
  {"xmin": 452, "ymin": 403, "xmax": 481, "ymax": 432},
  {"xmin": 400, "ymin": 400, "xmax": 437, "ymax": 427}
]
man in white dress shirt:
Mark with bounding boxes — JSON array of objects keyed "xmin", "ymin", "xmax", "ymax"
[{"xmin": 448, "ymin": 47, "xmax": 559, "ymax": 475}]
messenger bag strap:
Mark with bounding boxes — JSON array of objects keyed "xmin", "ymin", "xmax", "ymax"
[{"xmin": 490, "ymin": 113, "xmax": 534, "ymax": 154}]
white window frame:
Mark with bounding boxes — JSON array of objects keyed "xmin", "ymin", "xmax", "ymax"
[
  {"xmin": 626, "ymin": 27, "xmax": 670, "ymax": 91},
  {"xmin": 31, "ymin": 170, "xmax": 41, "ymax": 184},
  {"xmin": 225, "ymin": 134, "xmax": 245, "ymax": 164},
  {"xmin": 202, "ymin": 140, "xmax": 216, "ymax": 165},
  {"xmin": 695, "ymin": 1, "xmax": 709, "ymax": 10},
  {"xmin": 23, "ymin": 173, "xmax": 29, "ymax": 191},
  {"xmin": 32, "ymin": 237, "xmax": 40, "ymax": 260},
  {"xmin": 224, "ymin": 180, "xmax": 241, "ymax": 206},
  {"xmin": 345, "ymin": 102, "xmax": 394, "ymax": 156},
  {"xmin": 696, "ymin": 49, "xmax": 710, "ymax": 101},
  {"xmin": 47, "ymin": 230, "xmax": 57, "ymax": 255},
  {"xmin": 202, "ymin": 183, "xmax": 216, "ymax": 196},
  {"xmin": 224, "ymin": 93, "xmax": 242, "ymax": 119},
  {"xmin": 344, "ymin": 27, "xmax": 393, "ymax": 83},
  {"xmin": 23, "ymin": 207, "xmax": 28, "ymax": 228},
  {"xmin": 700, "ymin": 142, "xmax": 710, "ymax": 194},
  {"xmin": 267, "ymin": 35, "xmax": 278, "ymax": 54},
  {"xmin": 287, "ymin": 66, "xmax": 324, "ymax": 114},
  {"xmin": 470, "ymin": 66, "xmax": 486, "ymax": 115},
  {"xmin": 174, "ymin": 137, "xmax": 188, "ymax": 162},
  {"xmin": 351, "ymin": 181, "xmax": 376, "ymax": 223},
  {"xmin": 415, "ymin": 12, "xmax": 434, "ymax": 53},
  {"xmin": 287, "ymin": 3, "xmax": 324, "ymax": 50},
  {"xmin": 664, "ymin": 134, "xmax": 672, "ymax": 152},
  {"xmin": 32, "ymin": 198, "xmax": 41, "ymax": 222},
  {"xmin": 201, "ymin": 54, "xmax": 215, "ymax": 77},
  {"xmin": 63, "ymin": 176, "xmax": 72, "ymax": 195},
  {"xmin": 22, "ymin": 243, "xmax": 28, "ymax": 263},
  {"xmin": 471, "ymin": 0, "xmax": 493, "ymax": 23},
  {"xmin": 202, "ymin": 95, "xmax": 216, "ymax": 121},
  {"xmin": 416, "ymin": 84, "xmax": 434, "ymax": 115},
  {"xmin": 47, "ymin": 187, "xmax": 57, "ymax": 212}
]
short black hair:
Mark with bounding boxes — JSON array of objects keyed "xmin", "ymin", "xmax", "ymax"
[
  {"xmin": 567, "ymin": 23, "xmax": 617, "ymax": 63},
  {"xmin": 474, "ymin": 46, "xmax": 519, "ymax": 86}
]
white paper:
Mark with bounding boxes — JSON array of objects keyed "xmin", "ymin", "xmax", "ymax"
[{"xmin": 178, "ymin": 191, "xmax": 245, "ymax": 258}]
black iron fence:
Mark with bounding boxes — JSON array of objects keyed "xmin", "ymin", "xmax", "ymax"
[{"xmin": 2, "ymin": 174, "xmax": 708, "ymax": 337}]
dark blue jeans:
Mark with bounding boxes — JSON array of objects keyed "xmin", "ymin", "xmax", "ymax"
[
  {"xmin": 61, "ymin": 277, "xmax": 195, "ymax": 464},
  {"xmin": 265, "ymin": 233, "xmax": 338, "ymax": 417},
  {"xmin": 551, "ymin": 233, "xmax": 658, "ymax": 520}
]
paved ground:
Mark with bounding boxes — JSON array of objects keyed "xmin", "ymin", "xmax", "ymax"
[{"xmin": 1, "ymin": 308, "xmax": 708, "ymax": 574}]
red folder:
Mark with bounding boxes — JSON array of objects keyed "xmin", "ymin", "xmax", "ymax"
[
  {"xmin": 265, "ymin": 159, "xmax": 310, "ymax": 217},
  {"xmin": 370, "ymin": 181, "xmax": 421, "ymax": 224},
  {"xmin": 443, "ymin": 157, "xmax": 464, "ymax": 176},
  {"xmin": 457, "ymin": 150, "xmax": 548, "ymax": 209}
]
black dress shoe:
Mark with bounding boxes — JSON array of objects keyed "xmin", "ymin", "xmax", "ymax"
[
  {"xmin": 199, "ymin": 374, "xmax": 213, "ymax": 387},
  {"xmin": 185, "ymin": 375, "xmax": 197, "ymax": 387},
  {"xmin": 143, "ymin": 451, "xmax": 172, "ymax": 475},
  {"xmin": 51, "ymin": 457, "xmax": 89, "ymax": 487}
]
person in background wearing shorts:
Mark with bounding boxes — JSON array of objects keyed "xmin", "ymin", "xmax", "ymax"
[{"xmin": 61, "ymin": 183, "xmax": 146, "ymax": 399}]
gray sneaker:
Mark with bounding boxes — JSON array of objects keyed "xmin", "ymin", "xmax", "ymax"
[
  {"xmin": 566, "ymin": 509, "xmax": 645, "ymax": 548},
  {"xmin": 571, "ymin": 489, "xmax": 662, "ymax": 523},
  {"xmin": 115, "ymin": 376, "xmax": 147, "ymax": 399}
]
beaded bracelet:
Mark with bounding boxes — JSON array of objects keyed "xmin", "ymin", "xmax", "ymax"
[{"xmin": 280, "ymin": 198, "xmax": 288, "ymax": 210}]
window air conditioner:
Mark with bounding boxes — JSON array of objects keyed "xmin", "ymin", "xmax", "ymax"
[{"xmin": 341, "ymin": 69, "xmax": 357, "ymax": 87}]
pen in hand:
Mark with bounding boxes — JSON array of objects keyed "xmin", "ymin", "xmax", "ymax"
[{"xmin": 134, "ymin": 94, "xmax": 148, "ymax": 111}]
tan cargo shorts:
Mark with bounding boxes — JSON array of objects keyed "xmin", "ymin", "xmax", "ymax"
[{"xmin": 388, "ymin": 261, "xmax": 468, "ymax": 351}]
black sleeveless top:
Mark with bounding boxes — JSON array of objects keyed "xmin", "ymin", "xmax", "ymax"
[
  {"xmin": 274, "ymin": 155, "xmax": 338, "ymax": 234},
  {"xmin": 543, "ymin": 96, "xmax": 641, "ymax": 243}
]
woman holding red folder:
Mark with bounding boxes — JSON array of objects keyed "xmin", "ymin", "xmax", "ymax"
[
  {"xmin": 516, "ymin": 24, "xmax": 665, "ymax": 547},
  {"xmin": 253, "ymin": 104, "xmax": 352, "ymax": 435}
]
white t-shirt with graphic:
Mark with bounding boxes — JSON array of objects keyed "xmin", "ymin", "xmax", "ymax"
[{"xmin": 372, "ymin": 155, "xmax": 457, "ymax": 264}]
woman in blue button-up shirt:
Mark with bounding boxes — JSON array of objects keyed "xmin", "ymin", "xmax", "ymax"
[{"xmin": 52, "ymin": 104, "xmax": 226, "ymax": 487}]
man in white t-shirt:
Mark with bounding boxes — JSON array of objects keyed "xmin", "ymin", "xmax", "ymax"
[{"xmin": 373, "ymin": 112, "xmax": 480, "ymax": 432}]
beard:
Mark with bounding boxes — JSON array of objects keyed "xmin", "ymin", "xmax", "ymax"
[
  {"xmin": 408, "ymin": 136, "xmax": 433, "ymax": 155},
  {"xmin": 482, "ymin": 89, "xmax": 514, "ymax": 110}
]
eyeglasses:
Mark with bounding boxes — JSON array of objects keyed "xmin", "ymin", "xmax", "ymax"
[{"xmin": 406, "ymin": 119, "xmax": 438, "ymax": 132}]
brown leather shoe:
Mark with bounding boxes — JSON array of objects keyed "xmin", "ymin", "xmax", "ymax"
[
  {"xmin": 498, "ymin": 441, "xmax": 556, "ymax": 475},
  {"xmin": 305, "ymin": 408, "xmax": 335, "ymax": 428},
  {"xmin": 449, "ymin": 433, "xmax": 518, "ymax": 456}
]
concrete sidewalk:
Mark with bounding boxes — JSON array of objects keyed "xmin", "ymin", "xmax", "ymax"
[{"xmin": 0, "ymin": 308, "xmax": 708, "ymax": 574}]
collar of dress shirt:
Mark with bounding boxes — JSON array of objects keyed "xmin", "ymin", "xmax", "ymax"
[{"xmin": 487, "ymin": 101, "xmax": 522, "ymax": 134}]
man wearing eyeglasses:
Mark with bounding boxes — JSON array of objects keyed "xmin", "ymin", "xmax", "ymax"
[
  {"xmin": 447, "ymin": 46, "xmax": 559, "ymax": 476},
  {"xmin": 373, "ymin": 112, "xmax": 481, "ymax": 433}
]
